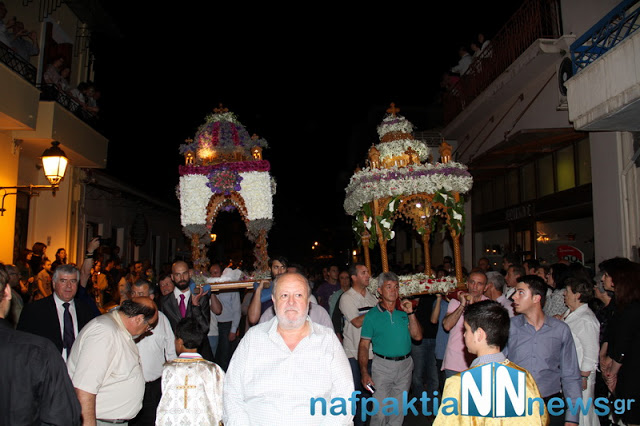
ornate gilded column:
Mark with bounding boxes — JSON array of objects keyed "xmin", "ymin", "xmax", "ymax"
[
  {"xmin": 361, "ymin": 232, "xmax": 372, "ymax": 275},
  {"xmin": 422, "ymin": 231, "xmax": 432, "ymax": 276}
]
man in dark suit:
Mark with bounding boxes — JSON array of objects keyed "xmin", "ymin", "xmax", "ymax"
[
  {"xmin": 18, "ymin": 264, "xmax": 95, "ymax": 360},
  {"xmin": 160, "ymin": 260, "xmax": 219, "ymax": 360},
  {"xmin": 0, "ymin": 263, "xmax": 82, "ymax": 425}
]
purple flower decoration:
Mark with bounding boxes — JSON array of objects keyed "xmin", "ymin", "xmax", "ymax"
[{"xmin": 206, "ymin": 166, "xmax": 243, "ymax": 195}]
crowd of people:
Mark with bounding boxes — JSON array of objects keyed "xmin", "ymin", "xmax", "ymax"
[
  {"xmin": 1, "ymin": 2, "xmax": 102, "ymax": 121},
  {"xmin": 439, "ymin": 32, "xmax": 493, "ymax": 104},
  {"xmin": 43, "ymin": 56, "xmax": 101, "ymax": 118},
  {"xmin": 1, "ymin": 240, "xmax": 639, "ymax": 425}
]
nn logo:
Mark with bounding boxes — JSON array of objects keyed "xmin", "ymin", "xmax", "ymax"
[{"xmin": 460, "ymin": 362, "xmax": 526, "ymax": 417}]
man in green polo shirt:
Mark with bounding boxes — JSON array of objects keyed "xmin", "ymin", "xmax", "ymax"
[{"xmin": 358, "ymin": 272, "xmax": 422, "ymax": 426}]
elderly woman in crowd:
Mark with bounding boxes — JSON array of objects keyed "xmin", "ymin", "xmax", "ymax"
[
  {"xmin": 562, "ymin": 277, "xmax": 600, "ymax": 426},
  {"xmin": 543, "ymin": 262, "xmax": 571, "ymax": 317},
  {"xmin": 601, "ymin": 259, "xmax": 640, "ymax": 426}
]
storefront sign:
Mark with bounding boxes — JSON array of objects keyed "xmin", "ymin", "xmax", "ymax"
[
  {"xmin": 557, "ymin": 245, "xmax": 584, "ymax": 264},
  {"xmin": 505, "ymin": 204, "xmax": 533, "ymax": 221}
]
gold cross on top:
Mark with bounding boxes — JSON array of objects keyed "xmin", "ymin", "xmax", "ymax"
[
  {"xmin": 177, "ymin": 375, "xmax": 197, "ymax": 409},
  {"xmin": 213, "ymin": 103, "xmax": 229, "ymax": 114},
  {"xmin": 386, "ymin": 102, "xmax": 400, "ymax": 116}
]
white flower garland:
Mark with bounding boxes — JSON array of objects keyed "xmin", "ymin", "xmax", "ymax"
[
  {"xmin": 238, "ymin": 171, "xmax": 273, "ymax": 221},
  {"xmin": 179, "ymin": 175, "xmax": 211, "ymax": 226},
  {"xmin": 376, "ymin": 114, "xmax": 414, "ymax": 138},
  {"xmin": 376, "ymin": 140, "xmax": 432, "ymax": 162},
  {"xmin": 367, "ymin": 273, "xmax": 458, "ymax": 297},
  {"xmin": 344, "ymin": 162, "xmax": 473, "ymax": 215},
  {"xmin": 179, "ymin": 171, "xmax": 273, "ymax": 225}
]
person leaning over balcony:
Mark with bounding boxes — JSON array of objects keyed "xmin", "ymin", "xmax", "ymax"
[
  {"xmin": 7, "ymin": 20, "xmax": 39, "ymax": 61},
  {"xmin": 0, "ymin": 2, "xmax": 12, "ymax": 46},
  {"xmin": 450, "ymin": 46, "xmax": 473, "ymax": 76},
  {"xmin": 43, "ymin": 56, "xmax": 64, "ymax": 86}
]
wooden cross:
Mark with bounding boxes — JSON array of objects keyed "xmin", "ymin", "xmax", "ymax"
[
  {"xmin": 386, "ymin": 102, "xmax": 400, "ymax": 116},
  {"xmin": 177, "ymin": 375, "xmax": 197, "ymax": 409},
  {"xmin": 213, "ymin": 103, "xmax": 229, "ymax": 114}
]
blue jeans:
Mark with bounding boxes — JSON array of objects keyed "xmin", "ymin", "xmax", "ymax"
[
  {"xmin": 411, "ymin": 338, "xmax": 438, "ymax": 398},
  {"xmin": 349, "ymin": 357, "xmax": 372, "ymax": 426},
  {"xmin": 208, "ymin": 335, "xmax": 219, "ymax": 358}
]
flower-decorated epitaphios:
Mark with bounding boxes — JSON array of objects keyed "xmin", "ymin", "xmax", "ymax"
[
  {"xmin": 344, "ymin": 162, "xmax": 473, "ymax": 215},
  {"xmin": 177, "ymin": 106, "xmax": 275, "ymax": 273},
  {"xmin": 367, "ymin": 273, "xmax": 458, "ymax": 298},
  {"xmin": 344, "ymin": 103, "xmax": 473, "ymax": 281}
]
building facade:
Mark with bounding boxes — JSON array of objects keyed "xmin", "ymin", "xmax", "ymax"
[
  {"xmin": 0, "ymin": 0, "xmax": 185, "ymax": 271},
  {"xmin": 440, "ymin": 0, "xmax": 639, "ymax": 271}
]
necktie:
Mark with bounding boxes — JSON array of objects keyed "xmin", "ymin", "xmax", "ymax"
[
  {"xmin": 179, "ymin": 294, "xmax": 186, "ymax": 318},
  {"xmin": 62, "ymin": 302, "xmax": 75, "ymax": 352}
]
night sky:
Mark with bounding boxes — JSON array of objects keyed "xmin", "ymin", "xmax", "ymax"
[{"xmin": 90, "ymin": 2, "xmax": 521, "ymax": 264}]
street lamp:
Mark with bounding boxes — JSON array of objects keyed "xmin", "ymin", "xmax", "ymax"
[
  {"xmin": 0, "ymin": 141, "xmax": 69, "ymax": 216},
  {"xmin": 41, "ymin": 141, "xmax": 68, "ymax": 185}
]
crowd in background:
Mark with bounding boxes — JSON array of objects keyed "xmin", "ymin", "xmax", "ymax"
[{"xmin": 3, "ymin": 237, "xmax": 640, "ymax": 425}]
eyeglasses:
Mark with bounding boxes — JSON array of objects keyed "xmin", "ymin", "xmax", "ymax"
[{"xmin": 143, "ymin": 318, "xmax": 156, "ymax": 332}]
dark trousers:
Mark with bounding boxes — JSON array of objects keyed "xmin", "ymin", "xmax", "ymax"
[
  {"xmin": 543, "ymin": 392, "xmax": 565, "ymax": 426},
  {"xmin": 411, "ymin": 338, "xmax": 438, "ymax": 398},
  {"xmin": 349, "ymin": 357, "xmax": 372, "ymax": 426},
  {"xmin": 129, "ymin": 378, "xmax": 161, "ymax": 426},
  {"xmin": 215, "ymin": 321, "xmax": 237, "ymax": 371}
]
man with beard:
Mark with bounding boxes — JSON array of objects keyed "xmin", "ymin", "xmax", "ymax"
[
  {"xmin": 223, "ymin": 272, "xmax": 354, "ymax": 425},
  {"xmin": 160, "ymin": 260, "xmax": 216, "ymax": 360}
]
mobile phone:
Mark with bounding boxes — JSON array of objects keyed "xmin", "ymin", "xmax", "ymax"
[
  {"xmin": 193, "ymin": 286, "xmax": 201, "ymax": 295},
  {"xmin": 366, "ymin": 383, "xmax": 376, "ymax": 394}
]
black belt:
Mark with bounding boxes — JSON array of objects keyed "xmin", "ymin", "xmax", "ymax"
[
  {"xmin": 97, "ymin": 420, "xmax": 127, "ymax": 424},
  {"xmin": 374, "ymin": 352, "xmax": 410, "ymax": 361}
]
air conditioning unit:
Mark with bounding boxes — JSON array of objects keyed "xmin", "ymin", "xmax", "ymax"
[{"xmin": 556, "ymin": 57, "xmax": 573, "ymax": 111}]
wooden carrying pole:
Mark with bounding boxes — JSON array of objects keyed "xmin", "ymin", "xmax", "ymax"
[
  {"xmin": 422, "ymin": 231, "xmax": 432, "ymax": 276},
  {"xmin": 361, "ymin": 232, "xmax": 372, "ymax": 275},
  {"xmin": 372, "ymin": 198, "xmax": 389, "ymax": 273}
]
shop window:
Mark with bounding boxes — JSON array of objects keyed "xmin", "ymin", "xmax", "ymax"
[
  {"xmin": 577, "ymin": 138, "xmax": 592, "ymax": 185},
  {"xmin": 556, "ymin": 145, "xmax": 575, "ymax": 191},
  {"xmin": 538, "ymin": 154, "xmax": 554, "ymax": 196},
  {"xmin": 521, "ymin": 163, "xmax": 536, "ymax": 201},
  {"xmin": 506, "ymin": 169, "xmax": 519, "ymax": 206}
]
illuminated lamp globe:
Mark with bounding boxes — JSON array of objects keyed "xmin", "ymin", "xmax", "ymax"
[{"xmin": 41, "ymin": 141, "xmax": 68, "ymax": 185}]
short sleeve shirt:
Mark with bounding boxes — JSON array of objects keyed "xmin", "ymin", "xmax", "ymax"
[
  {"xmin": 67, "ymin": 311, "xmax": 144, "ymax": 420},
  {"xmin": 340, "ymin": 288, "xmax": 378, "ymax": 358},
  {"xmin": 360, "ymin": 304, "xmax": 411, "ymax": 358}
]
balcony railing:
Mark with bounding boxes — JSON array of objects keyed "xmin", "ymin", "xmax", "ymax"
[
  {"xmin": 570, "ymin": 0, "xmax": 640, "ymax": 74},
  {"xmin": 0, "ymin": 40, "xmax": 37, "ymax": 84},
  {"xmin": 443, "ymin": 0, "xmax": 561, "ymax": 124},
  {"xmin": 39, "ymin": 83, "xmax": 99, "ymax": 128}
]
